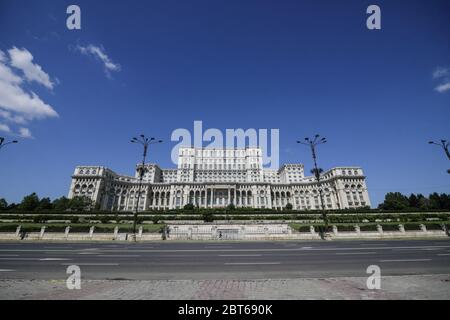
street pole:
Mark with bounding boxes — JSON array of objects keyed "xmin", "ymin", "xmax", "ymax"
[
  {"xmin": 297, "ymin": 135, "xmax": 329, "ymax": 237},
  {"xmin": 131, "ymin": 135, "xmax": 162, "ymax": 241},
  {"xmin": 428, "ymin": 139, "xmax": 450, "ymax": 174},
  {"xmin": 0, "ymin": 137, "xmax": 18, "ymax": 152}
]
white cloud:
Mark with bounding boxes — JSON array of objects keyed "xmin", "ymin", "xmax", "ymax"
[
  {"xmin": 0, "ymin": 79, "xmax": 58, "ymax": 119},
  {"xmin": 0, "ymin": 123, "xmax": 11, "ymax": 133},
  {"xmin": 8, "ymin": 47, "xmax": 55, "ymax": 89},
  {"xmin": 0, "ymin": 50, "xmax": 6, "ymax": 62},
  {"xmin": 75, "ymin": 44, "xmax": 121, "ymax": 78},
  {"xmin": 0, "ymin": 47, "xmax": 58, "ymax": 138},
  {"xmin": 18, "ymin": 127, "xmax": 33, "ymax": 138},
  {"xmin": 0, "ymin": 110, "xmax": 27, "ymax": 124},
  {"xmin": 432, "ymin": 66, "xmax": 450, "ymax": 94},
  {"xmin": 435, "ymin": 81, "xmax": 450, "ymax": 93},
  {"xmin": 433, "ymin": 67, "xmax": 449, "ymax": 79}
]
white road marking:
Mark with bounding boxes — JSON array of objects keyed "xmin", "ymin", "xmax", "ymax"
[
  {"xmin": 336, "ymin": 252, "xmax": 376, "ymax": 255},
  {"xmin": 61, "ymin": 263, "xmax": 119, "ymax": 266},
  {"xmin": 205, "ymin": 246, "xmax": 233, "ymax": 248},
  {"xmin": 219, "ymin": 254, "xmax": 262, "ymax": 257},
  {"xmin": 225, "ymin": 262, "xmax": 281, "ymax": 265},
  {"xmin": 97, "ymin": 255, "xmax": 141, "ymax": 257},
  {"xmin": 0, "ymin": 258, "xmax": 41, "ymax": 260},
  {"xmin": 0, "ymin": 255, "xmax": 19, "ymax": 257},
  {"xmin": 39, "ymin": 258, "xmax": 70, "ymax": 261},
  {"xmin": 379, "ymin": 259, "xmax": 432, "ymax": 262},
  {"xmin": 0, "ymin": 269, "xmax": 15, "ymax": 272}
]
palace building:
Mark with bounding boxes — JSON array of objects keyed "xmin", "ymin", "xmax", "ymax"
[{"xmin": 68, "ymin": 147, "xmax": 371, "ymax": 211}]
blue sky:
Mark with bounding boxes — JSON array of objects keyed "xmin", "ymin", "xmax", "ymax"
[{"xmin": 0, "ymin": 0, "xmax": 449, "ymax": 206}]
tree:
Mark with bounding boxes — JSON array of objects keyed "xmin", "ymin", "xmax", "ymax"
[
  {"xmin": 379, "ymin": 192, "xmax": 409, "ymax": 210},
  {"xmin": 37, "ymin": 197, "xmax": 52, "ymax": 211},
  {"xmin": 19, "ymin": 193, "xmax": 40, "ymax": 211},
  {"xmin": 52, "ymin": 196, "xmax": 71, "ymax": 211},
  {"xmin": 0, "ymin": 198, "xmax": 7, "ymax": 211},
  {"xmin": 226, "ymin": 204, "xmax": 236, "ymax": 211},
  {"xmin": 408, "ymin": 194, "xmax": 420, "ymax": 209},
  {"xmin": 183, "ymin": 203, "xmax": 195, "ymax": 210},
  {"xmin": 285, "ymin": 203, "xmax": 293, "ymax": 210},
  {"xmin": 202, "ymin": 212, "xmax": 214, "ymax": 222},
  {"xmin": 429, "ymin": 193, "xmax": 441, "ymax": 210},
  {"xmin": 69, "ymin": 196, "xmax": 93, "ymax": 211}
]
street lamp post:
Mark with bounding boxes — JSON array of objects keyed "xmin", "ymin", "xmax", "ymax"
[
  {"xmin": 297, "ymin": 135, "xmax": 329, "ymax": 237},
  {"xmin": 130, "ymin": 135, "xmax": 162, "ymax": 241},
  {"xmin": 428, "ymin": 139, "xmax": 450, "ymax": 174},
  {"xmin": 0, "ymin": 137, "xmax": 18, "ymax": 151}
]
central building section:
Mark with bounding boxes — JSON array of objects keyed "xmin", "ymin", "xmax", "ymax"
[{"xmin": 142, "ymin": 147, "xmax": 289, "ymax": 209}]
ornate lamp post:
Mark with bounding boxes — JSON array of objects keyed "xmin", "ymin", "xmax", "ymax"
[
  {"xmin": 0, "ymin": 137, "xmax": 18, "ymax": 152},
  {"xmin": 428, "ymin": 139, "xmax": 450, "ymax": 174},
  {"xmin": 297, "ymin": 135, "xmax": 329, "ymax": 236},
  {"xmin": 130, "ymin": 135, "xmax": 162, "ymax": 241}
]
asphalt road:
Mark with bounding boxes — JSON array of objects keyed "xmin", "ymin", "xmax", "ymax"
[{"xmin": 0, "ymin": 239, "xmax": 449, "ymax": 280}]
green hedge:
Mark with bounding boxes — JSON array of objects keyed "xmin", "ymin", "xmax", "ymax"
[{"xmin": 2, "ymin": 208, "xmax": 450, "ymax": 216}]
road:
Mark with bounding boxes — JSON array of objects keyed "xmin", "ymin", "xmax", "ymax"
[{"xmin": 1, "ymin": 239, "xmax": 450, "ymax": 280}]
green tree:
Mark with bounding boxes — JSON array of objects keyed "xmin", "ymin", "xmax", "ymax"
[
  {"xmin": 440, "ymin": 194, "xmax": 450, "ymax": 210},
  {"xmin": 52, "ymin": 196, "xmax": 71, "ymax": 211},
  {"xmin": 37, "ymin": 197, "xmax": 53, "ymax": 211},
  {"xmin": 408, "ymin": 194, "xmax": 420, "ymax": 208},
  {"xmin": 19, "ymin": 193, "xmax": 40, "ymax": 211},
  {"xmin": 417, "ymin": 194, "xmax": 430, "ymax": 210},
  {"xmin": 0, "ymin": 198, "xmax": 8, "ymax": 211},
  {"xmin": 69, "ymin": 196, "xmax": 93, "ymax": 211},
  {"xmin": 285, "ymin": 203, "xmax": 293, "ymax": 210},
  {"xmin": 202, "ymin": 212, "xmax": 214, "ymax": 222},
  {"xmin": 183, "ymin": 203, "xmax": 195, "ymax": 210},
  {"xmin": 429, "ymin": 193, "xmax": 441, "ymax": 209},
  {"xmin": 379, "ymin": 192, "xmax": 409, "ymax": 210}
]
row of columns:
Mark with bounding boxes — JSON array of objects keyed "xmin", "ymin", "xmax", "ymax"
[{"xmin": 95, "ymin": 183, "xmax": 369, "ymax": 211}]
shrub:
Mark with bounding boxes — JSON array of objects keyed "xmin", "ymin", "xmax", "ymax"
[
  {"xmin": 202, "ymin": 212, "xmax": 214, "ymax": 222},
  {"xmin": 152, "ymin": 215, "xmax": 162, "ymax": 224},
  {"xmin": 33, "ymin": 215, "xmax": 48, "ymax": 223}
]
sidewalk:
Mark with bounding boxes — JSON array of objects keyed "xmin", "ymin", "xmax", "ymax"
[{"xmin": 1, "ymin": 274, "xmax": 449, "ymax": 300}]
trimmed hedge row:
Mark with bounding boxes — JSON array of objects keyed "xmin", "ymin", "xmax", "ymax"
[
  {"xmin": 2, "ymin": 208, "xmax": 450, "ymax": 216},
  {"xmin": 1, "ymin": 213, "xmax": 449, "ymax": 223}
]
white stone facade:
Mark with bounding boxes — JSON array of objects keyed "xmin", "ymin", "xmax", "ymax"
[{"xmin": 68, "ymin": 147, "xmax": 371, "ymax": 211}]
